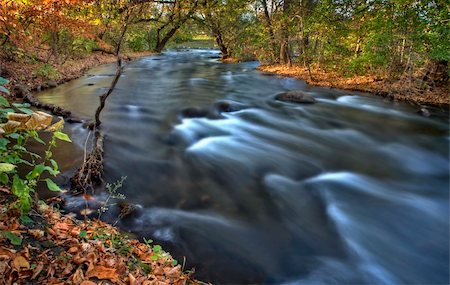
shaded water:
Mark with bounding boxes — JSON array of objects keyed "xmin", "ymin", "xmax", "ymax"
[{"xmin": 37, "ymin": 50, "xmax": 449, "ymax": 284}]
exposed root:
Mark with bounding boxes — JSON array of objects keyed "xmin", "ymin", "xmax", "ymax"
[{"xmin": 70, "ymin": 131, "xmax": 104, "ymax": 194}]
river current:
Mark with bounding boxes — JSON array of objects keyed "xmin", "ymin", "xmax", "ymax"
[{"xmin": 37, "ymin": 50, "xmax": 449, "ymax": 284}]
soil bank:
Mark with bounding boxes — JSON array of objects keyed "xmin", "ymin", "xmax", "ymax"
[{"xmin": 258, "ymin": 64, "xmax": 449, "ymax": 107}]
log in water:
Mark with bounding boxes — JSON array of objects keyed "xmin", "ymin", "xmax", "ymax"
[{"xmin": 37, "ymin": 50, "xmax": 449, "ymax": 285}]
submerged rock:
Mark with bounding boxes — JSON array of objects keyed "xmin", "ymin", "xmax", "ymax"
[
  {"xmin": 180, "ymin": 107, "xmax": 210, "ymax": 118},
  {"xmin": 418, "ymin": 107, "xmax": 431, "ymax": 117},
  {"xmin": 214, "ymin": 100, "xmax": 245, "ymax": 113},
  {"xmin": 275, "ymin": 90, "xmax": 316, "ymax": 104}
]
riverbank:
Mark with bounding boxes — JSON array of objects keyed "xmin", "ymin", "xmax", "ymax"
[
  {"xmin": 258, "ymin": 64, "xmax": 449, "ymax": 106},
  {"xmin": 1, "ymin": 51, "xmax": 154, "ymax": 94},
  {"xmin": 0, "ymin": 189, "xmax": 201, "ymax": 285}
]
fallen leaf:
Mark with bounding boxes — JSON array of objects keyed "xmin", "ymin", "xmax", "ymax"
[
  {"xmin": 0, "ymin": 247, "xmax": 15, "ymax": 258},
  {"xmin": 45, "ymin": 117, "xmax": 64, "ymax": 132},
  {"xmin": 28, "ymin": 229, "xmax": 45, "ymax": 239},
  {"xmin": 31, "ymin": 263, "xmax": 44, "ymax": 279},
  {"xmin": 25, "ymin": 111, "xmax": 53, "ymax": 130},
  {"xmin": 53, "ymin": 222, "xmax": 69, "ymax": 232},
  {"xmin": 1, "ymin": 120, "xmax": 24, "ymax": 133},
  {"xmin": 86, "ymin": 265, "xmax": 119, "ymax": 282},
  {"xmin": 70, "ymin": 267, "xmax": 85, "ymax": 284},
  {"xmin": 13, "ymin": 255, "xmax": 30, "ymax": 271},
  {"xmin": 62, "ymin": 263, "xmax": 74, "ymax": 276},
  {"xmin": 129, "ymin": 273, "xmax": 137, "ymax": 285},
  {"xmin": 81, "ymin": 281, "xmax": 97, "ymax": 285},
  {"xmin": 6, "ymin": 113, "xmax": 29, "ymax": 123},
  {"xmin": 68, "ymin": 246, "xmax": 78, "ymax": 253}
]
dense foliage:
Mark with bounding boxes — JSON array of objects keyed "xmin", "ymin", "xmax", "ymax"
[
  {"xmin": 1, "ymin": 0, "xmax": 448, "ymax": 83},
  {"xmin": 0, "ymin": 77, "xmax": 70, "ymax": 213}
]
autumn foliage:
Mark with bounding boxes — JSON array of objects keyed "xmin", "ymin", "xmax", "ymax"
[
  {"xmin": 0, "ymin": 190, "xmax": 201, "ymax": 285},
  {"xmin": 0, "ymin": 0, "xmax": 96, "ymax": 61}
]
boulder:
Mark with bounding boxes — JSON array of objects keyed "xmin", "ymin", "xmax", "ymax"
[
  {"xmin": 275, "ymin": 90, "xmax": 316, "ymax": 104},
  {"xmin": 47, "ymin": 80, "xmax": 58, "ymax": 87}
]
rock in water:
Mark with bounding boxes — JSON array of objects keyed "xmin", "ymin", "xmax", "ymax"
[
  {"xmin": 47, "ymin": 80, "xmax": 58, "ymax": 87},
  {"xmin": 181, "ymin": 107, "xmax": 210, "ymax": 118},
  {"xmin": 418, "ymin": 107, "xmax": 431, "ymax": 117},
  {"xmin": 275, "ymin": 90, "xmax": 316, "ymax": 104}
]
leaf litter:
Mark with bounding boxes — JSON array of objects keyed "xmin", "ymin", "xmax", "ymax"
[{"xmin": 0, "ymin": 190, "xmax": 206, "ymax": 285}]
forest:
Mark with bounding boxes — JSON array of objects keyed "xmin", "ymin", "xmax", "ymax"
[
  {"xmin": 0, "ymin": 1, "xmax": 449, "ymax": 285},
  {"xmin": 1, "ymin": 0, "xmax": 448, "ymax": 103}
]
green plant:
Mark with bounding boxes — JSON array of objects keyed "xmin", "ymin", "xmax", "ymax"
[
  {"xmin": 35, "ymin": 64, "xmax": 59, "ymax": 80},
  {"xmin": 97, "ymin": 176, "xmax": 126, "ymax": 219},
  {"xmin": 1, "ymin": 231, "xmax": 22, "ymax": 246},
  {"xmin": 73, "ymin": 37, "xmax": 99, "ymax": 54},
  {"xmin": 0, "ymin": 77, "xmax": 71, "ymax": 213}
]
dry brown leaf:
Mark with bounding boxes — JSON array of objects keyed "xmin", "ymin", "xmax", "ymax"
[
  {"xmin": 129, "ymin": 273, "xmax": 137, "ymax": 285},
  {"xmin": 28, "ymin": 229, "xmax": 45, "ymax": 239},
  {"xmin": 86, "ymin": 265, "xmax": 119, "ymax": 282},
  {"xmin": 25, "ymin": 111, "xmax": 53, "ymax": 130},
  {"xmin": 62, "ymin": 262, "xmax": 74, "ymax": 276},
  {"xmin": 165, "ymin": 266, "xmax": 181, "ymax": 278},
  {"xmin": 68, "ymin": 246, "xmax": 79, "ymax": 254},
  {"xmin": 81, "ymin": 242, "xmax": 92, "ymax": 252},
  {"xmin": 0, "ymin": 247, "xmax": 15, "ymax": 258},
  {"xmin": 45, "ymin": 117, "xmax": 64, "ymax": 132},
  {"xmin": 12, "ymin": 255, "xmax": 30, "ymax": 271},
  {"xmin": 31, "ymin": 262, "xmax": 44, "ymax": 279},
  {"xmin": 53, "ymin": 222, "xmax": 70, "ymax": 232},
  {"xmin": 81, "ymin": 281, "xmax": 97, "ymax": 285},
  {"xmin": 69, "ymin": 266, "xmax": 86, "ymax": 284},
  {"xmin": 1, "ymin": 120, "xmax": 24, "ymax": 133},
  {"xmin": 7, "ymin": 113, "xmax": 29, "ymax": 123}
]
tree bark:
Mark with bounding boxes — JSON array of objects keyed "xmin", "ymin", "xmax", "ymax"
[
  {"xmin": 279, "ymin": 0, "xmax": 292, "ymax": 65},
  {"xmin": 261, "ymin": 0, "xmax": 277, "ymax": 61}
]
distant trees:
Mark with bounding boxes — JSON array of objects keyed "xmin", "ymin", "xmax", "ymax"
[{"xmin": 0, "ymin": 0, "xmax": 447, "ymax": 84}]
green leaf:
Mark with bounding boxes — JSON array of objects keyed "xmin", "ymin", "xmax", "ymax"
[
  {"xmin": 45, "ymin": 179, "xmax": 62, "ymax": 192},
  {"xmin": 50, "ymin": 159, "xmax": 58, "ymax": 171},
  {"xmin": 53, "ymin": 131, "xmax": 72, "ymax": 142},
  {"xmin": 12, "ymin": 103, "xmax": 31, "ymax": 108},
  {"xmin": 153, "ymin": 245, "xmax": 162, "ymax": 253},
  {"xmin": 151, "ymin": 255, "xmax": 158, "ymax": 261},
  {"xmin": 0, "ymin": 96, "xmax": 10, "ymax": 107},
  {"xmin": 1, "ymin": 231, "xmax": 22, "ymax": 246},
  {"xmin": 12, "ymin": 175, "xmax": 27, "ymax": 195},
  {"xmin": 0, "ymin": 108, "xmax": 14, "ymax": 113},
  {"xmin": 7, "ymin": 133, "xmax": 20, "ymax": 139},
  {"xmin": 172, "ymin": 259, "xmax": 178, "ymax": 266},
  {"xmin": 0, "ymin": 173, "xmax": 9, "ymax": 184},
  {"xmin": 20, "ymin": 215, "xmax": 33, "ymax": 225},
  {"xmin": 0, "ymin": 163, "xmax": 16, "ymax": 172},
  {"xmin": 26, "ymin": 164, "xmax": 51, "ymax": 180},
  {"xmin": 0, "ymin": 86, "xmax": 10, "ymax": 95},
  {"xmin": 18, "ymin": 108, "xmax": 33, "ymax": 115},
  {"xmin": 0, "ymin": 77, "xmax": 9, "ymax": 85},
  {"xmin": 79, "ymin": 231, "xmax": 87, "ymax": 238}
]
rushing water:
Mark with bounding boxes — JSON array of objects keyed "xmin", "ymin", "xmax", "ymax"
[{"xmin": 37, "ymin": 50, "xmax": 449, "ymax": 285}]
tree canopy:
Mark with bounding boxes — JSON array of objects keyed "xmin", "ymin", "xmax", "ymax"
[{"xmin": 1, "ymin": 0, "xmax": 448, "ymax": 83}]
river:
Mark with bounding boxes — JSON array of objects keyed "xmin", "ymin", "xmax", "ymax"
[{"xmin": 37, "ymin": 50, "xmax": 449, "ymax": 284}]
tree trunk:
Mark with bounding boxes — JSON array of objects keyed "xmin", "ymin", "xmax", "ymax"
[
  {"xmin": 154, "ymin": 25, "xmax": 180, "ymax": 53},
  {"xmin": 212, "ymin": 26, "xmax": 228, "ymax": 59},
  {"xmin": 279, "ymin": 0, "xmax": 292, "ymax": 65},
  {"xmin": 261, "ymin": 0, "xmax": 277, "ymax": 61}
]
